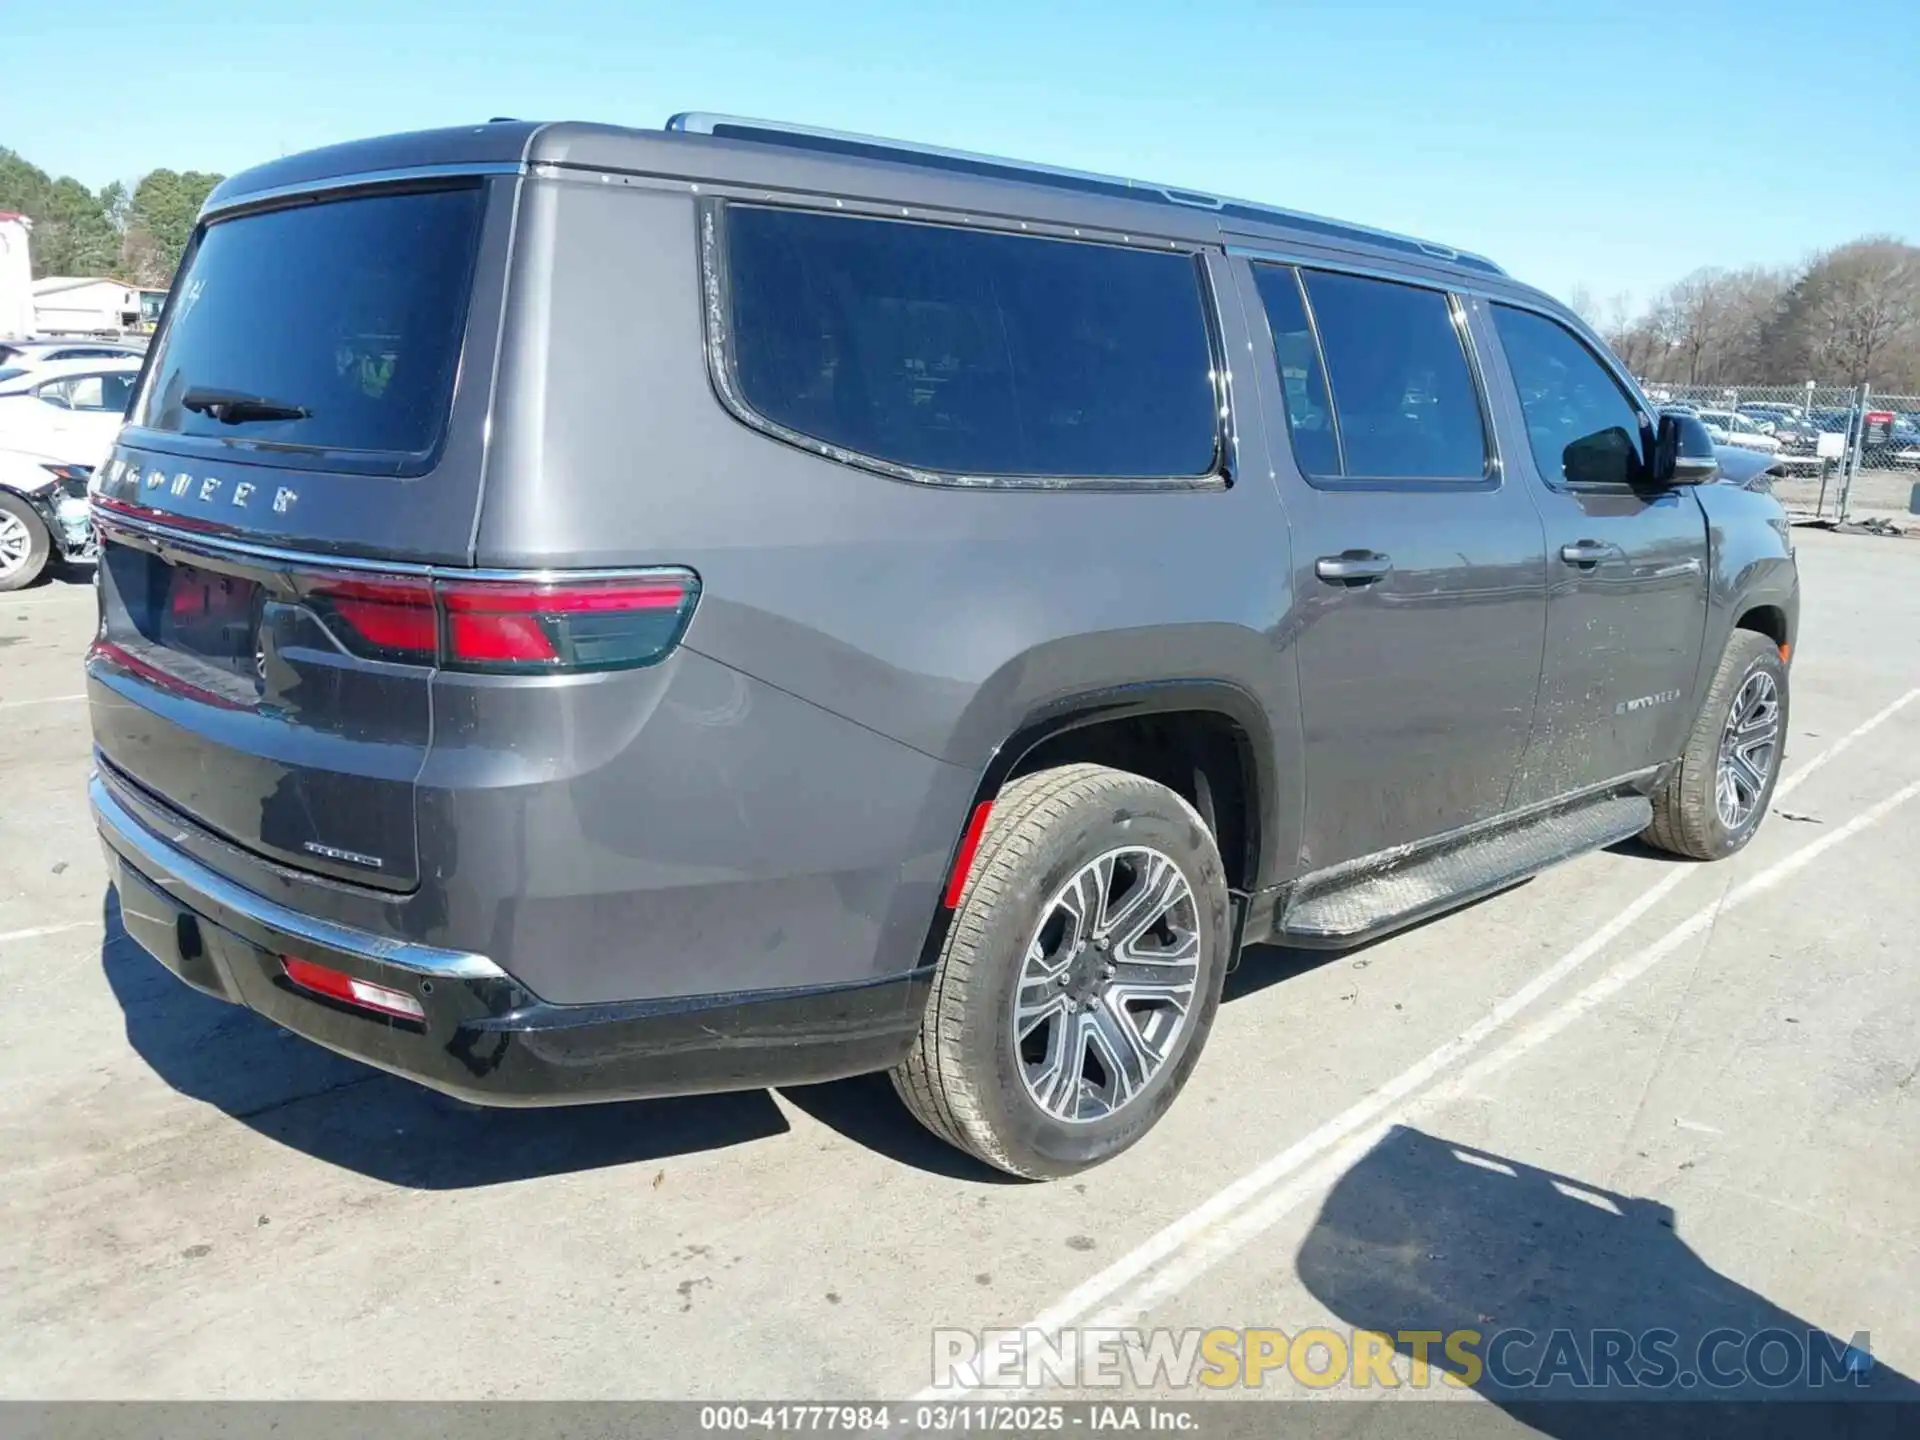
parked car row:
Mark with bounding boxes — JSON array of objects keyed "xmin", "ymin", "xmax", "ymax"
[
  {"xmin": 1662, "ymin": 397, "xmax": 1920, "ymax": 470},
  {"xmin": 1692, "ymin": 408, "xmax": 1782, "ymax": 454},
  {"xmin": 0, "ymin": 350, "xmax": 142, "ymax": 589}
]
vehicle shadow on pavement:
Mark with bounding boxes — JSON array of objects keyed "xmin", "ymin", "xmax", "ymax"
[
  {"xmin": 779, "ymin": 1073, "xmax": 1024, "ymax": 1184},
  {"xmin": 1221, "ymin": 944, "xmax": 1341, "ymax": 1003},
  {"xmin": 1605, "ymin": 836, "xmax": 1703, "ymax": 863},
  {"xmin": 1297, "ymin": 1124, "xmax": 1918, "ymax": 1437},
  {"xmin": 99, "ymin": 889, "xmax": 792, "ymax": 1188}
]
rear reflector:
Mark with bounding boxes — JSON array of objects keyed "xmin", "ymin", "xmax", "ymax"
[
  {"xmin": 282, "ymin": 955, "xmax": 427, "ymax": 1021},
  {"xmin": 297, "ymin": 568, "xmax": 700, "ymax": 674},
  {"xmin": 944, "ymin": 801, "xmax": 995, "ymax": 909}
]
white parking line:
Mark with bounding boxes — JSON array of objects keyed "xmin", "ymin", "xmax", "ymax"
[
  {"xmin": 915, "ymin": 691, "xmax": 1920, "ymax": 1401},
  {"xmin": 1085, "ymin": 775, "xmax": 1920, "ymax": 1336},
  {"xmin": 1773, "ymin": 686, "xmax": 1918, "ymax": 801},
  {"xmin": 1, "ymin": 591, "xmax": 94, "ymax": 611},
  {"xmin": 0, "ymin": 920, "xmax": 96, "ymax": 946},
  {"xmin": 0, "ymin": 693, "xmax": 86, "ymax": 710}
]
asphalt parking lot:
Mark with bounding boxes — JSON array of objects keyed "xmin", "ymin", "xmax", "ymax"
[{"xmin": 2, "ymin": 525, "xmax": 1917, "ymax": 1419}]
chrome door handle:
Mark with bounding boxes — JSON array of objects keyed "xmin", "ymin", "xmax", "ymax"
[
  {"xmin": 1315, "ymin": 552, "xmax": 1393, "ymax": 585},
  {"xmin": 1560, "ymin": 540, "xmax": 1623, "ymax": 566}
]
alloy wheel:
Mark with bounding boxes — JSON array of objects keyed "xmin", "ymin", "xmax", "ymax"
[
  {"xmin": 0, "ymin": 510, "xmax": 30, "ymax": 580},
  {"xmin": 1716, "ymin": 670, "xmax": 1781, "ymax": 831},
  {"xmin": 1012, "ymin": 846, "xmax": 1201, "ymax": 1124}
]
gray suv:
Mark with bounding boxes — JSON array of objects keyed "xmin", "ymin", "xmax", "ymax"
[{"xmin": 88, "ymin": 115, "xmax": 1798, "ymax": 1178}]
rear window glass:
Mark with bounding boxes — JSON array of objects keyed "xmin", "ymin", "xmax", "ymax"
[
  {"xmin": 132, "ymin": 185, "xmax": 484, "ymax": 458},
  {"xmin": 721, "ymin": 206, "xmax": 1220, "ymax": 480}
]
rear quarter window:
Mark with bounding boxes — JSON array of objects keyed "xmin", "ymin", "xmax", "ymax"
[
  {"xmin": 716, "ymin": 205, "xmax": 1222, "ymax": 483},
  {"xmin": 131, "ymin": 184, "xmax": 484, "ymax": 464}
]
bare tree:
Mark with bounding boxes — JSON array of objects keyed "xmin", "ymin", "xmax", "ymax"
[
  {"xmin": 1787, "ymin": 239, "xmax": 1920, "ymax": 387},
  {"xmin": 1660, "ymin": 268, "xmax": 1735, "ymax": 383},
  {"xmin": 1714, "ymin": 265, "xmax": 1792, "ymax": 382},
  {"xmin": 1594, "ymin": 237, "xmax": 1918, "ymax": 390}
]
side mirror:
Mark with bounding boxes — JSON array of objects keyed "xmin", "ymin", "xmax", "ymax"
[{"xmin": 1652, "ymin": 412, "xmax": 1720, "ymax": 486}]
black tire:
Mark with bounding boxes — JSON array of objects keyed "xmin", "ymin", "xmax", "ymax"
[
  {"xmin": 0, "ymin": 492, "xmax": 51, "ymax": 593},
  {"xmin": 1644, "ymin": 631, "xmax": 1788, "ymax": 860},
  {"xmin": 891, "ymin": 763, "xmax": 1232, "ymax": 1179}
]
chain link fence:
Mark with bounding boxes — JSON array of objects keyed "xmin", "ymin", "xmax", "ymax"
[{"xmin": 1638, "ymin": 380, "xmax": 1920, "ymax": 522}]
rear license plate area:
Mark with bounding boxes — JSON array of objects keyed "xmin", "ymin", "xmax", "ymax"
[{"xmin": 158, "ymin": 564, "xmax": 264, "ymax": 679}]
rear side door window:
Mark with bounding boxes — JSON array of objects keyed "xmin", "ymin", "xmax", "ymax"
[
  {"xmin": 1306, "ymin": 270, "xmax": 1488, "ymax": 481},
  {"xmin": 1252, "ymin": 265, "xmax": 1489, "ymax": 483},
  {"xmin": 718, "ymin": 205, "xmax": 1223, "ymax": 484},
  {"xmin": 1491, "ymin": 305, "xmax": 1648, "ymax": 488},
  {"xmin": 1249, "ymin": 265, "xmax": 1340, "ymax": 478}
]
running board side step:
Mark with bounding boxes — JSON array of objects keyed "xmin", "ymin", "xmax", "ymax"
[{"xmin": 1276, "ymin": 793, "xmax": 1654, "ymax": 949}]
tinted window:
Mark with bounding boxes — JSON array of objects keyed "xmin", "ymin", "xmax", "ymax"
[
  {"xmin": 724, "ymin": 206, "xmax": 1219, "ymax": 479},
  {"xmin": 1251, "ymin": 264, "xmax": 1340, "ymax": 478},
  {"xmin": 1493, "ymin": 305, "xmax": 1645, "ymax": 487},
  {"xmin": 133, "ymin": 185, "xmax": 484, "ymax": 458},
  {"xmin": 1301, "ymin": 271, "xmax": 1486, "ymax": 480}
]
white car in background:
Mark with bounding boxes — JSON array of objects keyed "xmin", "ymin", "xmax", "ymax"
[
  {"xmin": 0, "ymin": 338, "xmax": 145, "ymax": 382},
  {"xmin": 0, "ymin": 356, "xmax": 141, "ymax": 589},
  {"xmin": 1695, "ymin": 408, "xmax": 1782, "ymax": 455}
]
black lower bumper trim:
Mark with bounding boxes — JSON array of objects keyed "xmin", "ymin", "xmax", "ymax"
[{"xmin": 101, "ymin": 835, "xmax": 930, "ymax": 1108}]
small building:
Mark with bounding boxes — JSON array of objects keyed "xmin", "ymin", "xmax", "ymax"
[
  {"xmin": 32, "ymin": 275, "xmax": 143, "ymax": 337},
  {"xmin": 0, "ymin": 213, "xmax": 33, "ymax": 340}
]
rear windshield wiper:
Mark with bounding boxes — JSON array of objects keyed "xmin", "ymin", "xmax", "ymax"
[{"xmin": 181, "ymin": 387, "xmax": 313, "ymax": 425}]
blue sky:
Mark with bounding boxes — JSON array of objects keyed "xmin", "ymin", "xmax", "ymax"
[{"xmin": 7, "ymin": 0, "xmax": 1915, "ymax": 309}]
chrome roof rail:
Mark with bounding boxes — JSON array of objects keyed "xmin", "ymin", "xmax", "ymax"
[{"xmin": 665, "ymin": 111, "xmax": 1504, "ymax": 276}]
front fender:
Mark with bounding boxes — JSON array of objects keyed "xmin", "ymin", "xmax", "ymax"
[{"xmin": 1692, "ymin": 481, "xmax": 1799, "ymax": 691}]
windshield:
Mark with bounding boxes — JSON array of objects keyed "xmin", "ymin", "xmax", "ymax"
[{"xmin": 131, "ymin": 184, "xmax": 484, "ymax": 460}]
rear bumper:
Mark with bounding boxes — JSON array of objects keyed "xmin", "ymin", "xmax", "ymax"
[{"xmin": 93, "ymin": 773, "xmax": 929, "ymax": 1106}]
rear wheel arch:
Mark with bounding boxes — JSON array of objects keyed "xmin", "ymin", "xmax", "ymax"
[{"xmin": 925, "ymin": 683, "xmax": 1279, "ymax": 956}]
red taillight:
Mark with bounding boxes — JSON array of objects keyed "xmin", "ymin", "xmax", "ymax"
[
  {"xmin": 305, "ymin": 575, "xmax": 438, "ymax": 661},
  {"xmin": 299, "ymin": 569, "xmax": 699, "ymax": 673},
  {"xmin": 448, "ymin": 607, "xmax": 554, "ymax": 662},
  {"xmin": 282, "ymin": 956, "xmax": 426, "ymax": 1022}
]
